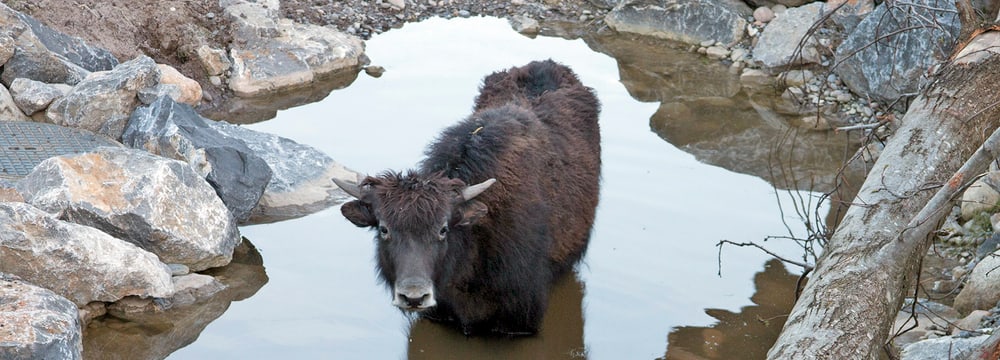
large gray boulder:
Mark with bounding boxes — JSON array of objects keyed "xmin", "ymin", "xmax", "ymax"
[
  {"xmin": 752, "ymin": 2, "xmax": 825, "ymax": 68},
  {"xmin": 44, "ymin": 56, "xmax": 160, "ymax": 140},
  {"xmin": 123, "ymin": 96, "xmax": 273, "ymax": 223},
  {"xmin": 0, "ymin": 273, "xmax": 82, "ymax": 360},
  {"xmin": 210, "ymin": 121, "xmax": 354, "ymax": 223},
  {"xmin": 16, "ymin": 147, "xmax": 241, "ymax": 272},
  {"xmin": 0, "ymin": 4, "xmax": 94, "ymax": 86},
  {"xmin": 224, "ymin": 0, "xmax": 367, "ymax": 97},
  {"xmin": 833, "ymin": 0, "xmax": 960, "ymax": 103},
  {"xmin": 605, "ymin": 0, "xmax": 751, "ymax": 46},
  {"xmin": 0, "ymin": 202, "xmax": 174, "ymax": 306},
  {"xmin": 12, "ymin": 8, "xmax": 118, "ymax": 72}
]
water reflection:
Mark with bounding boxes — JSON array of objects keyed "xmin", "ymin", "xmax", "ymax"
[
  {"xmin": 407, "ymin": 274, "xmax": 586, "ymax": 360},
  {"xmin": 160, "ymin": 17, "xmax": 840, "ymax": 359},
  {"xmin": 582, "ymin": 31, "xmax": 863, "ymax": 194},
  {"xmin": 199, "ymin": 68, "xmax": 363, "ymax": 124},
  {"xmin": 82, "ymin": 240, "xmax": 268, "ymax": 360},
  {"xmin": 663, "ymin": 260, "xmax": 799, "ymax": 360}
]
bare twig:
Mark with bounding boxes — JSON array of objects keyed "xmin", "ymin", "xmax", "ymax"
[{"xmin": 716, "ymin": 240, "xmax": 814, "ymax": 273}]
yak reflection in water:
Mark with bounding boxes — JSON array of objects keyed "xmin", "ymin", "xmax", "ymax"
[
  {"xmin": 663, "ymin": 259, "xmax": 799, "ymax": 360},
  {"xmin": 406, "ymin": 274, "xmax": 587, "ymax": 360}
]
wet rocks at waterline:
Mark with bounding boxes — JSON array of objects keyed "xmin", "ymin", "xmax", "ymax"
[{"xmin": 0, "ymin": 2, "xmax": 367, "ymax": 358}]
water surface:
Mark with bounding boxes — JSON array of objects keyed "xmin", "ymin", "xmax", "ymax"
[{"xmin": 166, "ymin": 17, "xmax": 847, "ymax": 359}]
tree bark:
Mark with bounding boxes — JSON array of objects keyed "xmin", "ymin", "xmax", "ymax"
[{"xmin": 766, "ymin": 33, "xmax": 1000, "ymax": 359}]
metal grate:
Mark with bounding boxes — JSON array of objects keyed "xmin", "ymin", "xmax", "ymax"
[{"xmin": 0, "ymin": 121, "xmax": 121, "ymax": 180}]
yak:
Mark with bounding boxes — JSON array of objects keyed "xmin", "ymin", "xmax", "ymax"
[{"xmin": 331, "ymin": 60, "xmax": 601, "ymax": 336}]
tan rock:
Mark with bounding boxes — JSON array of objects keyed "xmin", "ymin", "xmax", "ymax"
[{"xmin": 157, "ymin": 64, "xmax": 202, "ymax": 105}]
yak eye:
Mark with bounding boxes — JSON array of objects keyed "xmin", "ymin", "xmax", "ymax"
[
  {"xmin": 438, "ymin": 225, "xmax": 448, "ymax": 239},
  {"xmin": 378, "ymin": 225, "xmax": 390, "ymax": 238}
]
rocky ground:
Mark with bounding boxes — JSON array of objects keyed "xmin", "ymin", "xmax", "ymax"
[
  {"xmin": 7, "ymin": 0, "xmax": 608, "ymax": 114},
  {"xmin": 281, "ymin": 0, "xmax": 608, "ymax": 38}
]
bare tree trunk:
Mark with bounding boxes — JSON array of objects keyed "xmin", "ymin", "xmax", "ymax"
[{"xmin": 767, "ymin": 34, "xmax": 1000, "ymax": 359}]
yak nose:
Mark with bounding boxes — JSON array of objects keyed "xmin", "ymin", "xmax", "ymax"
[{"xmin": 392, "ymin": 277, "xmax": 436, "ymax": 310}]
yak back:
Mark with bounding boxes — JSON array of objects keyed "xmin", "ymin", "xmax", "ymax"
[{"xmin": 420, "ymin": 60, "xmax": 601, "ymax": 276}]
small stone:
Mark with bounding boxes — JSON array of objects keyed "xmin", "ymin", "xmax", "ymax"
[
  {"xmin": 458, "ymin": 9, "xmax": 471, "ymax": 17},
  {"xmin": 510, "ymin": 14, "xmax": 540, "ymax": 35},
  {"xmin": 747, "ymin": 25, "xmax": 759, "ymax": 37},
  {"xmin": 796, "ymin": 115, "xmax": 831, "ymax": 131},
  {"xmin": 167, "ymin": 264, "xmax": 190, "ymax": 276},
  {"xmin": 699, "ymin": 39, "xmax": 716, "ymax": 47},
  {"xmin": 754, "ymin": 7, "xmax": 775, "ymax": 23},
  {"xmin": 364, "ymin": 65, "xmax": 386, "ymax": 78},
  {"xmin": 780, "ymin": 69, "xmax": 814, "ymax": 87},
  {"xmin": 834, "ymin": 91, "xmax": 853, "ymax": 103},
  {"xmin": 772, "ymin": 4, "xmax": 787, "ymax": 14},
  {"xmin": 206, "ymin": 12, "xmax": 215, "ymax": 19},
  {"xmin": 730, "ymin": 48, "xmax": 748, "ymax": 62},
  {"xmin": 705, "ymin": 46, "xmax": 730, "ymax": 60}
]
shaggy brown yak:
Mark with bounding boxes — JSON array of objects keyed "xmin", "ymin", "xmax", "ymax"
[{"xmin": 332, "ymin": 60, "xmax": 600, "ymax": 336}]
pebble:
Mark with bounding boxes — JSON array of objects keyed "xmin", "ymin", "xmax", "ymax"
[
  {"xmin": 780, "ymin": 69, "xmax": 813, "ymax": 87},
  {"xmin": 753, "ymin": 7, "xmax": 775, "ymax": 23},
  {"xmin": 729, "ymin": 47, "xmax": 747, "ymax": 62},
  {"xmin": 167, "ymin": 264, "xmax": 190, "ymax": 276},
  {"xmin": 771, "ymin": 4, "xmax": 787, "ymax": 14},
  {"xmin": 364, "ymin": 65, "xmax": 386, "ymax": 78},
  {"xmin": 458, "ymin": 9, "xmax": 471, "ymax": 17},
  {"xmin": 699, "ymin": 39, "xmax": 716, "ymax": 47},
  {"xmin": 206, "ymin": 12, "xmax": 215, "ymax": 20},
  {"xmin": 705, "ymin": 46, "xmax": 730, "ymax": 60}
]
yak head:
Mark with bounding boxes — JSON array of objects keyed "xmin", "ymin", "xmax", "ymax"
[{"xmin": 333, "ymin": 170, "xmax": 495, "ymax": 312}]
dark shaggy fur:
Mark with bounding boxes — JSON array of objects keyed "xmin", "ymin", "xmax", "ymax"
[{"xmin": 339, "ymin": 60, "xmax": 601, "ymax": 336}]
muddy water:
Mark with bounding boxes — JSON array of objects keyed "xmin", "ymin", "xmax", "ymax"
[{"xmin": 161, "ymin": 17, "xmax": 860, "ymax": 359}]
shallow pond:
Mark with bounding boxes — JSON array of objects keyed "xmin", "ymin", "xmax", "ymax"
[{"xmin": 153, "ymin": 17, "xmax": 858, "ymax": 359}]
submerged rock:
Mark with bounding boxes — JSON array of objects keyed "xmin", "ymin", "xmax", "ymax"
[
  {"xmin": 605, "ymin": 0, "xmax": 750, "ymax": 46},
  {"xmin": 123, "ymin": 95, "xmax": 272, "ymax": 223},
  {"xmin": 0, "ymin": 202, "xmax": 174, "ymax": 306},
  {"xmin": 16, "ymin": 147, "xmax": 241, "ymax": 272},
  {"xmin": 0, "ymin": 273, "xmax": 82, "ymax": 360},
  {"xmin": 44, "ymin": 56, "xmax": 160, "ymax": 140}
]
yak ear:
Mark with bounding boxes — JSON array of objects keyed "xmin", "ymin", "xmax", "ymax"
[
  {"xmin": 456, "ymin": 200, "xmax": 488, "ymax": 226},
  {"xmin": 341, "ymin": 200, "xmax": 378, "ymax": 227}
]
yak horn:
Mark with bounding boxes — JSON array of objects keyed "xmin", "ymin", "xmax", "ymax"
[
  {"xmin": 331, "ymin": 169, "xmax": 367, "ymax": 199},
  {"xmin": 461, "ymin": 178, "xmax": 496, "ymax": 201}
]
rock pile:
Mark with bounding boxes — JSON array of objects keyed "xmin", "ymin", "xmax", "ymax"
[{"xmin": 0, "ymin": 2, "xmax": 364, "ymax": 358}]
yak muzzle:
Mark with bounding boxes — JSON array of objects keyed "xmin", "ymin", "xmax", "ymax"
[{"xmin": 392, "ymin": 277, "xmax": 436, "ymax": 310}]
